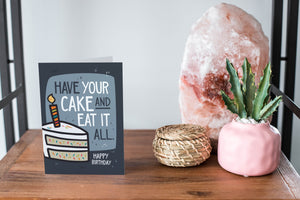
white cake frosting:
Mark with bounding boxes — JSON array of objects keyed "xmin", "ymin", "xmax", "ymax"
[{"xmin": 43, "ymin": 122, "xmax": 86, "ymax": 134}]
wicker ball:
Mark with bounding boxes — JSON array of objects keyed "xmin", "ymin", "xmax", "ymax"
[{"xmin": 153, "ymin": 124, "xmax": 212, "ymax": 167}]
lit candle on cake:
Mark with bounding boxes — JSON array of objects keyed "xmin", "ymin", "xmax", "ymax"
[{"xmin": 47, "ymin": 94, "xmax": 60, "ymax": 127}]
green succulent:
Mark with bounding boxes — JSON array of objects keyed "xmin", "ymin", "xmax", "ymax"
[{"xmin": 221, "ymin": 58, "xmax": 282, "ymax": 122}]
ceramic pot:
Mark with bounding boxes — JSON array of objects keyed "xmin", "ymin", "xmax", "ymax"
[{"xmin": 218, "ymin": 120, "xmax": 281, "ymax": 176}]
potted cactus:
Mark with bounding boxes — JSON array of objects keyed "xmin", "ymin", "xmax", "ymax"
[{"xmin": 218, "ymin": 58, "xmax": 282, "ymax": 177}]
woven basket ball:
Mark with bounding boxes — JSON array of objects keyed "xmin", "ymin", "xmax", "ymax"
[{"xmin": 153, "ymin": 124, "xmax": 212, "ymax": 167}]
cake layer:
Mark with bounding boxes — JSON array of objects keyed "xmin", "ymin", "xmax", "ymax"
[
  {"xmin": 46, "ymin": 135, "xmax": 88, "ymax": 147},
  {"xmin": 48, "ymin": 149, "xmax": 88, "ymax": 161}
]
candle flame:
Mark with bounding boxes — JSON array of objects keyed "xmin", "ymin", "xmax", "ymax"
[{"xmin": 47, "ymin": 94, "xmax": 55, "ymax": 104}]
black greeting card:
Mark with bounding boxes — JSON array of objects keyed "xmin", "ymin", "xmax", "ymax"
[{"xmin": 39, "ymin": 63, "xmax": 124, "ymax": 174}]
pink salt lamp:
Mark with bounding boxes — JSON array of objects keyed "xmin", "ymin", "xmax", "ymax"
[{"xmin": 179, "ymin": 3, "xmax": 269, "ymax": 150}]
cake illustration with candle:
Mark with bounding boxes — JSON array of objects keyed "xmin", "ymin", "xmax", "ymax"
[{"xmin": 42, "ymin": 94, "xmax": 89, "ymax": 162}]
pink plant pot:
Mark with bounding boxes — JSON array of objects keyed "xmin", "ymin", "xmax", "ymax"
[{"xmin": 218, "ymin": 120, "xmax": 281, "ymax": 176}]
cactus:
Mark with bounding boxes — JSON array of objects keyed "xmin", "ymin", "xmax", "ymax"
[{"xmin": 221, "ymin": 58, "xmax": 282, "ymax": 122}]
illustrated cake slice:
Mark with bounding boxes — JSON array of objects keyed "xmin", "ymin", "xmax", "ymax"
[{"xmin": 42, "ymin": 121, "xmax": 89, "ymax": 161}]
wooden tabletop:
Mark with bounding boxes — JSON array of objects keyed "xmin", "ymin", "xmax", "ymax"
[{"xmin": 0, "ymin": 130, "xmax": 299, "ymax": 199}]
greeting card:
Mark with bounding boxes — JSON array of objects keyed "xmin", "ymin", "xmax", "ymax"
[{"xmin": 39, "ymin": 63, "xmax": 124, "ymax": 174}]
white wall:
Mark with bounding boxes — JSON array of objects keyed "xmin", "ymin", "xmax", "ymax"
[
  {"xmin": 21, "ymin": 0, "xmax": 272, "ymax": 130},
  {"xmin": 0, "ymin": 0, "xmax": 299, "ymax": 173}
]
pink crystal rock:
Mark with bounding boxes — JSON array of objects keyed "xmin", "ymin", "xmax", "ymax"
[{"xmin": 179, "ymin": 3, "xmax": 269, "ymax": 150}]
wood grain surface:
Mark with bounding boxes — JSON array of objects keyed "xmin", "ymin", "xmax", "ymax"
[{"xmin": 0, "ymin": 129, "xmax": 299, "ymax": 199}]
